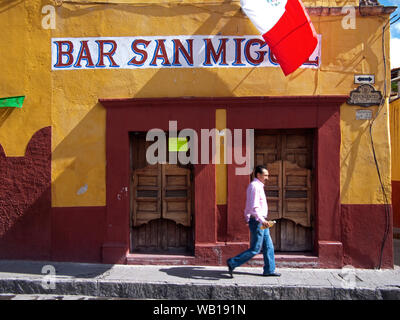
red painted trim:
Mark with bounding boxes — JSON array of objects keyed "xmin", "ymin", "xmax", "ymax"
[
  {"xmin": 226, "ymin": 165, "xmax": 250, "ymax": 242},
  {"xmin": 101, "ymin": 100, "xmax": 218, "ymax": 263},
  {"xmin": 51, "ymin": 207, "xmax": 106, "ymax": 263},
  {"xmin": 341, "ymin": 204, "xmax": 393, "ymax": 268},
  {"xmin": 318, "ymin": 241, "xmax": 343, "ymax": 268},
  {"xmin": 226, "ymin": 97, "xmax": 344, "ymax": 255},
  {"xmin": 194, "ymin": 164, "xmax": 217, "ymax": 244},
  {"xmin": 99, "ymin": 96, "xmax": 348, "ymax": 107},
  {"xmin": 100, "ymin": 96, "xmax": 348, "ymax": 266},
  {"xmin": 316, "ymin": 106, "xmax": 341, "ymax": 243}
]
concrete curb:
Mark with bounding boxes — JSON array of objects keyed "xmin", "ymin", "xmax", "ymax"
[
  {"xmin": 1, "ymin": 259, "xmax": 399, "ymax": 300},
  {"xmin": 1, "ymin": 277, "xmax": 400, "ymax": 300}
]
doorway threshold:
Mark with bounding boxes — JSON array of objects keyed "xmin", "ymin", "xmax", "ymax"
[
  {"xmin": 126, "ymin": 252, "xmax": 319, "ymax": 267},
  {"xmin": 248, "ymin": 252, "xmax": 319, "ymax": 268},
  {"xmin": 126, "ymin": 253, "xmax": 196, "ymax": 265}
]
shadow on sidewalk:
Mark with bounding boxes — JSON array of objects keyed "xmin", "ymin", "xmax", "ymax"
[
  {"xmin": 159, "ymin": 266, "xmax": 262, "ymax": 280},
  {"xmin": 0, "ymin": 260, "xmax": 113, "ymax": 278}
]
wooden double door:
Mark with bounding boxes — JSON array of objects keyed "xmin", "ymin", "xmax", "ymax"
[
  {"xmin": 255, "ymin": 130, "xmax": 314, "ymax": 252},
  {"xmin": 130, "ymin": 133, "xmax": 194, "ymax": 254}
]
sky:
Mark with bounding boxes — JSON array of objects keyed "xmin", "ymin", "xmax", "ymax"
[{"xmin": 379, "ymin": 0, "xmax": 400, "ymax": 69}]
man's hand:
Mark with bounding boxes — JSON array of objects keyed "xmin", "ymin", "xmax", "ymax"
[{"xmin": 261, "ymin": 220, "xmax": 270, "ymax": 228}]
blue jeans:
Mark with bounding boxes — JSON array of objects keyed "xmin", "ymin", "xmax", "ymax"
[{"xmin": 228, "ymin": 217, "xmax": 275, "ymax": 274}]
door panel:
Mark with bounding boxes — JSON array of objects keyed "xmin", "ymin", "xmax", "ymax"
[
  {"xmin": 282, "ymin": 134, "xmax": 313, "ymax": 168},
  {"xmin": 264, "ymin": 160, "xmax": 282, "ymax": 222},
  {"xmin": 132, "ymin": 164, "xmax": 161, "ymax": 227},
  {"xmin": 132, "ymin": 218, "xmax": 192, "ymax": 254},
  {"xmin": 130, "ymin": 132, "xmax": 193, "ymax": 254},
  {"xmin": 162, "ymin": 164, "xmax": 192, "ymax": 227},
  {"xmin": 283, "ymin": 161, "xmax": 312, "ymax": 228},
  {"xmin": 255, "ymin": 130, "xmax": 314, "ymax": 252},
  {"xmin": 255, "ymin": 134, "xmax": 281, "ymax": 164},
  {"xmin": 279, "ymin": 219, "xmax": 313, "ymax": 251}
]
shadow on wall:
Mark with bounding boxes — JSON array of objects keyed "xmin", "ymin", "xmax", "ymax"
[
  {"xmin": 0, "ymin": 127, "xmax": 52, "ymax": 260},
  {"xmin": 51, "ymin": 103, "xmax": 107, "ymax": 263},
  {"xmin": 0, "ymin": 121, "xmax": 109, "ymax": 265},
  {"xmin": 0, "ymin": 108, "xmax": 14, "ymax": 127},
  {"xmin": 0, "ymin": 0, "xmax": 25, "ymax": 14},
  {"xmin": 116, "ymin": 2, "xmax": 243, "ymax": 98},
  {"xmin": 340, "ymin": 110, "xmax": 372, "ymax": 200},
  {"xmin": 56, "ymin": 2, "xmax": 242, "ymax": 20},
  {"xmin": 133, "ymin": 68, "xmax": 233, "ymax": 98},
  {"xmin": 51, "ymin": 103, "xmax": 106, "ymax": 207}
]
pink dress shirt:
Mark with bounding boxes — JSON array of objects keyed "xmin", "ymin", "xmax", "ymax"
[{"xmin": 244, "ymin": 178, "xmax": 268, "ymax": 224}]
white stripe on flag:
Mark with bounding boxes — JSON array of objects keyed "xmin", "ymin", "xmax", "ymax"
[{"xmin": 240, "ymin": 0, "xmax": 288, "ymax": 35}]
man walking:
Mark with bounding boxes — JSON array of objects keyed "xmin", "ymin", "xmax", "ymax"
[{"xmin": 227, "ymin": 165, "xmax": 281, "ymax": 277}]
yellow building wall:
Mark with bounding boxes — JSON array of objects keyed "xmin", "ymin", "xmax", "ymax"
[
  {"xmin": 0, "ymin": 0, "xmax": 392, "ymax": 207},
  {"xmin": 390, "ymin": 98, "xmax": 400, "ymax": 182},
  {"xmin": 216, "ymin": 109, "xmax": 227, "ymax": 205},
  {"xmin": 340, "ymin": 101, "xmax": 392, "ymax": 204}
]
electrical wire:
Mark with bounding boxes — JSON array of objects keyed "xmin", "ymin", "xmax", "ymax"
[
  {"xmin": 391, "ymin": 16, "xmax": 400, "ymax": 26},
  {"xmin": 370, "ymin": 13, "xmax": 399, "ymax": 269}
]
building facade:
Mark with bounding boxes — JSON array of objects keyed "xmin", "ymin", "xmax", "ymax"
[
  {"xmin": 0, "ymin": 0, "xmax": 396, "ymax": 268},
  {"xmin": 390, "ymin": 67, "xmax": 400, "ymax": 239}
]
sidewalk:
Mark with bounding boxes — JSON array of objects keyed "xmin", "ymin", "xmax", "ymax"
[{"xmin": 0, "ymin": 252, "xmax": 400, "ymax": 300}]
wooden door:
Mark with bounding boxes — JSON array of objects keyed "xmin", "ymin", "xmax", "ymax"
[
  {"xmin": 130, "ymin": 132, "xmax": 194, "ymax": 254},
  {"xmin": 132, "ymin": 164, "xmax": 161, "ymax": 226},
  {"xmin": 255, "ymin": 130, "xmax": 314, "ymax": 252},
  {"xmin": 162, "ymin": 164, "xmax": 192, "ymax": 227}
]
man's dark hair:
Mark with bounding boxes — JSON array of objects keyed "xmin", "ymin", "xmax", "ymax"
[{"xmin": 254, "ymin": 165, "xmax": 267, "ymax": 179}]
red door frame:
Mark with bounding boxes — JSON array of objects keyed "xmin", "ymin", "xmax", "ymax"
[
  {"xmin": 225, "ymin": 96, "xmax": 347, "ymax": 267},
  {"xmin": 100, "ymin": 96, "xmax": 347, "ymax": 266}
]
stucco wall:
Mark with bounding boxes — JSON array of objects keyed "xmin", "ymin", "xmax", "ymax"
[
  {"xmin": 390, "ymin": 97, "xmax": 400, "ymax": 228},
  {"xmin": 390, "ymin": 98, "xmax": 400, "ymax": 182}
]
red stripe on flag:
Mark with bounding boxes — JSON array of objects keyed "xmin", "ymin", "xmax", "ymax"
[{"xmin": 262, "ymin": 0, "xmax": 318, "ymax": 76}]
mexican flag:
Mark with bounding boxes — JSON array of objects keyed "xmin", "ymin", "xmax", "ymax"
[{"xmin": 240, "ymin": 0, "xmax": 318, "ymax": 76}]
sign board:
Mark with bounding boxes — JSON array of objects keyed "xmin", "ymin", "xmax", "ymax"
[
  {"xmin": 347, "ymin": 84, "xmax": 382, "ymax": 107},
  {"xmin": 354, "ymin": 74, "xmax": 375, "ymax": 84},
  {"xmin": 169, "ymin": 137, "xmax": 188, "ymax": 152},
  {"xmin": 51, "ymin": 35, "xmax": 321, "ymax": 71},
  {"xmin": 356, "ymin": 109, "xmax": 373, "ymax": 120}
]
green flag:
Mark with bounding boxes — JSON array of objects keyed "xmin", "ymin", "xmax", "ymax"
[
  {"xmin": 168, "ymin": 137, "xmax": 188, "ymax": 152},
  {"xmin": 0, "ymin": 96, "xmax": 25, "ymax": 108}
]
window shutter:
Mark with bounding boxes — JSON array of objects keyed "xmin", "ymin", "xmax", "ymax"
[
  {"xmin": 132, "ymin": 164, "xmax": 162, "ymax": 226},
  {"xmin": 162, "ymin": 164, "xmax": 191, "ymax": 227},
  {"xmin": 282, "ymin": 161, "xmax": 311, "ymax": 227}
]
